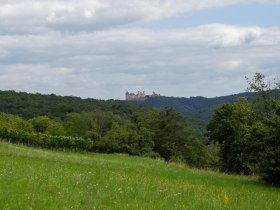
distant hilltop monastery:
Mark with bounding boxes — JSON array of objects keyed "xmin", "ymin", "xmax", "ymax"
[{"xmin": 125, "ymin": 91, "xmax": 160, "ymax": 101}]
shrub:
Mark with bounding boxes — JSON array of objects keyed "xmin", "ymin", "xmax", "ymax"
[{"xmin": 0, "ymin": 127, "xmax": 93, "ymax": 151}]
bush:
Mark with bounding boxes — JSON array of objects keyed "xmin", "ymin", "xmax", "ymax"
[{"xmin": 0, "ymin": 127, "xmax": 93, "ymax": 151}]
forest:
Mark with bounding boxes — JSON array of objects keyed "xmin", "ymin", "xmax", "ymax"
[
  {"xmin": 0, "ymin": 73, "xmax": 279, "ymax": 185},
  {"xmin": 0, "ymin": 107, "xmax": 214, "ymax": 168}
]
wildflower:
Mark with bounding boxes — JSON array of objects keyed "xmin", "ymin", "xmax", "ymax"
[{"xmin": 224, "ymin": 192, "xmax": 229, "ymax": 206}]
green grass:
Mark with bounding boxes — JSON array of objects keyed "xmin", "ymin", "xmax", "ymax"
[{"xmin": 0, "ymin": 142, "xmax": 279, "ymax": 210}]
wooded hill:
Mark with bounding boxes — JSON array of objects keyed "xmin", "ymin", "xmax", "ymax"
[
  {"xmin": 0, "ymin": 90, "xmax": 216, "ymax": 169},
  {"xmin": 0, "ymin": 90, "xmax": 257, "ymax": 122},
  {"xmin": 136, "ymin": 92, "xmax": 256, "ymax": 121},
  {"xmin": 0, "ymin": 90, "xmax": 151, "ymax": 119},
  {"xmin": 0, "ymin": 90, "xmax": 256, "ymax": 140}
]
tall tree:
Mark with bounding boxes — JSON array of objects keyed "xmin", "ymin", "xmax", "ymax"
[
  {"xmin": 246, "ymin": 73, "xmax": 280, "ymax": 184},
  {"xmin": 206, "ymin": 98, "xmax": 254, "ymax": 173},
  {"xmin": 64, "ymin": 113, "xmax": 88, "ymax": 137},
  {"xmin": 154, "ymin": 107, "xmax": 195, "ymax": 161},
  {"xmin": 207, "ymin": 73, "xmax": 280, "ymax": 184}
]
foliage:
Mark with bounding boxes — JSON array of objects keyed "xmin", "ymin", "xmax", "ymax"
[
  {"xmin": 82, "ymin": 111, "xmax": 122, "ymax": 137},
  {"xmin": 0, "ymin": 112, "xmax": 32, "ymax": 132},
  {"xmin": 0, "ymin": 127, "xmax": 93, "ymax": 151},
  {"xmin": 206, "ymin": 98, "xmax": 254, "ymax": 173},
  {"xmin": 140, "ymin": 92, "xmax": 257, "ymax": 122},
  {"xmin": 0, "ymin": 90, "xmax": 151, "ymax": 119},
  {"xmin": 153, "ymin": 107, "xmax": 193, "ymax": 161},
  {"xmin": 96, "ymin": 122, "xmax": 152, "ymax": 155},
  {"xmin": 0, "ymin": 89, "xmax": 258, "ymax": 139},
  {"xmin": 0, "ymin": 90, "xmax": 224, "ymax": 169},
  {"xmin": 207, "ymin": 73, "xmax": 280, "ymax": 185},
  {"xmin": 0, "ymin": 105, "xmax": 213, "ymax": 168},
  {"xmin": 63, "ymin": 113, "xmax": 88, "ymax": 137},
  {"xmin": 29, "ymin": 116, "xmax": 66, "ymax": 136}
]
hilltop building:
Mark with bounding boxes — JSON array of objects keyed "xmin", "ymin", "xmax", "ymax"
[
  {"xmin": 150, "ymin": 91, "xmax": 160, "ymax": 97},
  {"xmin": 125, "ymin": 91, "xmax": 160, "ymax": 101}
]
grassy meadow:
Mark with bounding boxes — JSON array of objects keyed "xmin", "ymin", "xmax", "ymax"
[{"xmin": 0, "ymin": 141, "xmax": 279, "ymax": 210}]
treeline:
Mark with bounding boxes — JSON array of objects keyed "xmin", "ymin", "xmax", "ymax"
[
  {"xmin": 0, "ymin": 108, "xmax": 218, "ymax": 168},
  {"xmin": 0, "ymin": 89, "xmax": 256, "ymax": 139},
  {"xmin": 206, "ymin": 73, "xmax": 280, "ymax": 185},
  {"xmin": 0, "ymin": 90, "xmax": 151, "ymax": 119},
  {"xmin": 140, "ymin": 91, "xmax": 257, "ymax": 121}
]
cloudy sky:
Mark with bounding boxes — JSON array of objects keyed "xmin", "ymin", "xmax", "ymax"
[{"xmin": 0, "ymin": 0, "xmax": 279, "ymax": 99}]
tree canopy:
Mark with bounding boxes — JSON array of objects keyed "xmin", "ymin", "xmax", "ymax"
[{"xmin": 206, "ymin": 73, "xmax": 280, "ymax": 185}]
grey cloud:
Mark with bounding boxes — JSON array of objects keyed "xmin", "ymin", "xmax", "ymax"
[
  {"xmin": 0, "ymin": 24, "xmax": 279, "ymax": 99},
  {"xmin": 1, "ymin": 1, "xmax": 280, "ymax": 100},
  {"xmin": 1, "ymin": 0, "xmax": 279, "ymax": 34}
]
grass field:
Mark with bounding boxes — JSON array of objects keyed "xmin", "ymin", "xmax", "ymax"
[{"xmin": 0, "ymin": 141, "xmax": 279, "ymax": 210}]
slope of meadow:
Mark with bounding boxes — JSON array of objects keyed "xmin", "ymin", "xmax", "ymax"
[{"xmin": 0, "ymin": 142, "xmax": 279, "ymax": 210}]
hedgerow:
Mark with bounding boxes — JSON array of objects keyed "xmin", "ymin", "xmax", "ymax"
[{"xmin": 0, "ymin": 127, "xmax": 93, "ymax": 151}]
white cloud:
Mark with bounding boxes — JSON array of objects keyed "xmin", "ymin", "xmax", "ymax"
[
  {"xmin": 207, "ymin": 25, "xmax": 262, "ymax": 47},
  {"xmin": 0, "ymin": 0, "xmax": 279, "ymax": 33},
  {"xmin": 1, "ymin": 0, "xmax": 279, "ymax": 98},
  {"xmin": 0, "ymin": 24, "xmax": 279, "ymax": 99}
]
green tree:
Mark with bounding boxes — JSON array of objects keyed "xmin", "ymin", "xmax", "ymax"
[
  {"xmin": 259, "ymin": 102, "xmax": 280, "ymax": 184},
  {"xmin": 207, "ymin": 73, "xmax": 280, "ymax": 184},
  {"xmin": 64, "ymin": 113, "xmax": 88, "ymax": 137},
  {"xmin": 153, "ymin": 107, "xmax": 196, "ymax": 161},
  {"xmin": 246, "ymin": 72, "xmax": 279, "ymax": 117},
  {"xmin": 246, "ymin": 73, "xmax": 280, "ymax": 184},
  {"xmin": 0, "ymin": 112, "xmax": 32, "ymax": 132},
  {"xmin": 206, "ymin": 98, "xmax": 254, "ymax": 173},
  {"xmin": 29, "ymin": 116, "xmax": 51, "ymax": 133},
  {"xmin": 184, "ymin": 140, "xmax": 211, "ymax": 168},
  {"xmin": 83, "ymin": 111, "xmax": 121, "ymax": 137},
  {"xmin": 29, "ymin": 116, "xmax": 65, "ymax": 136}
]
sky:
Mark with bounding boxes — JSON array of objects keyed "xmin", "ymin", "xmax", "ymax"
[{"xmin": 0, "ymin": 0, "xmax": 280, "ymax": 100}]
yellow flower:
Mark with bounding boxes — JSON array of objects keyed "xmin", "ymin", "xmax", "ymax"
[{"xmin": 224, "ymin": 192, "xmax": 229, "ymax": 206}]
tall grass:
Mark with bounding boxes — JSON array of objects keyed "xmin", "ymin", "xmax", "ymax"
[{"xmin": 0, "ymin": 141, "xmax": 279, "ymax": 209}]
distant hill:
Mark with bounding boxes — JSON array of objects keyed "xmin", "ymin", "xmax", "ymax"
[
  {"xmin": 0, "ymin": 90, "xmax": 257, "ymax": 140},
  {"xmin": 0, "ymin": 89, "xmax": 257, "ymax": 122},
  {"xmin": 0, "ymin": 90, "xmax": 151, "ymax": 119},
  {"xmin": 129, "ymin": 92, "xmax": 257, "ymax": 122},
  {"xmin": 124, "ymin": 92, "xmax": 258, "ymax": 139}
]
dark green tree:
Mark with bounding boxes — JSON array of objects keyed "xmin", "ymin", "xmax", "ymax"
[
  {"xmin": 64, "ymin": 113, "xmax": 88, "ymax": 137},
  {"xmin": 153, "ymin": 107, "xmax": 195, "ymax": 161},
  {"xmin": 206, "ymin": 98, "xmax": 254, "ymax": 173},
  {"xmin": 29, "ymin": 116, "xmax": 51, "ymax": 133},
  {"xmin": 83, "ymin": 111, "xmax": 121, "ymax": 137},
  {"xmin": 207, "ymin": 73, "xmax": 280, "ymax": 185},
  {"xmin": 246, "ymin": 73, "xmax": 280, "ymax": 184},
  {"xmin": 29, "ymin": 116, "xmax": 65, "ymax": 136}
]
